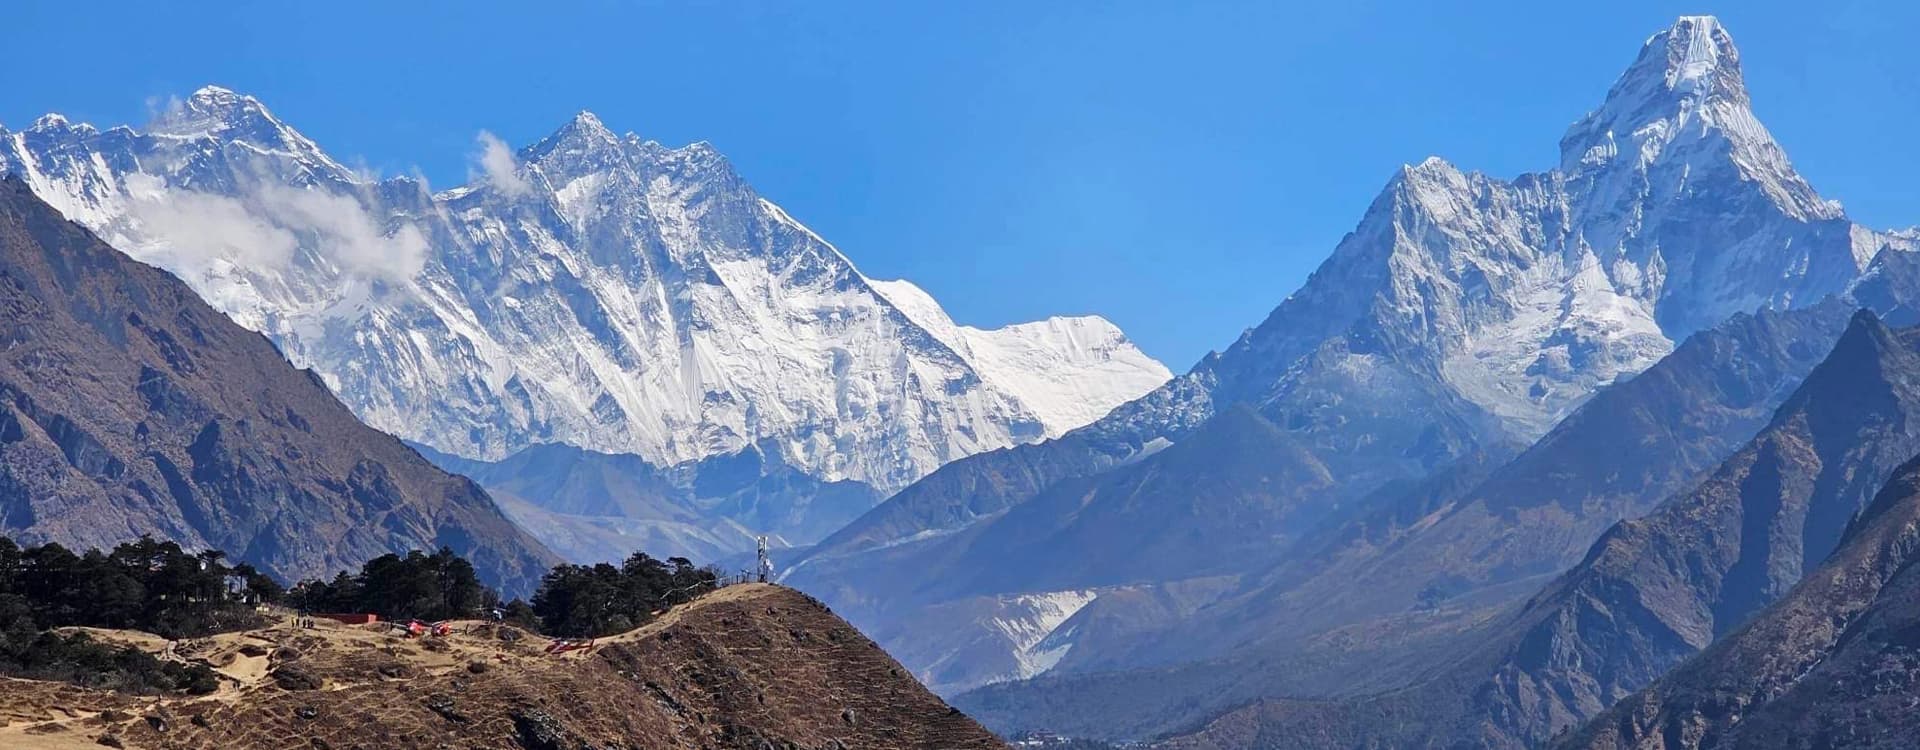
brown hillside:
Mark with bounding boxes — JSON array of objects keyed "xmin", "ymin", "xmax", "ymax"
[{"xmin": 0, "ymin": 584, "xmax": 1005, "ymax": 750}]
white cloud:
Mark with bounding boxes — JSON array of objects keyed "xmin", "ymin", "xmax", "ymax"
[
  {"xmin": 121, "ymin": 172, "xmax": 428, "ymax": 285},
  {"xmin": 123, "ymin": 172, "xmax": 298, "ymax": 271},
  {"xmin": 254, "ymin": 183, "xmax": 428, "ymax": 282},
  {"xmin": 475, "ymin": 131, "xmax": 531, "ymax": 197},
  {"xmin": 144, "ymin": 94, "xmax": 184, "ymax": 123}
]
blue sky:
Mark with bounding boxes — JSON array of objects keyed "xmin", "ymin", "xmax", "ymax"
[{"xmin": 5, "ymin": 1, "xmax": 1917, "ymax": 369}]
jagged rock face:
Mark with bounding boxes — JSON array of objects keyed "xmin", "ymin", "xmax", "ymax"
[
  {"xmin": 0, "ymin": 178, "xmax": 557, "ymax": 593},
  {"xmin": 1561, "ymin": 453, "xmax": 1920, "ymax": 749},
  {"xmin": 1475, "ymin": 311, "xmax": 1920, "ymax": 747},
  {"xmin": 0, "ymin": 91, "xmax": 1169, "ymax": 501}
]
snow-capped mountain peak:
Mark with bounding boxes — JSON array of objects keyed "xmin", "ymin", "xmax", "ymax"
[
  {"xmin": 869, "ymin": 278, "xmax": 1172, "ymax": 435},
  {"xmin": 27, "ymin": 113, "xmax": 88, "ymax": 133},
  {"xmin": 1186, "ymin": 15, "xmax": 1909, "ymax": 460},
  {"xmin": 150, "ymin": 85, "xmax": 275, "ymax": 134},
  {"xmin": 0, "ymin": 92, "xmax": 1172, "ymax": 505},
  {"xmin": 528, "ymin": 110, "xmax": 621, "ymax": 160},
  {"xmin": 1560, "ymin": 16, "xmax": 1747, "ymax": 166},
  {"xmin": 566, "ymin": 109, "xmax": 610, "ymax": 133},
  {"xmin": 1651, "ymin": 15, "xmax": 1739, "ymax": 98},
  {"xmin": 146, "ymin": 85, "xmax": 352, "ymax": 180},
  {"xmin": 1559, "ymin": 16, "xmax": 1831, "ymax": 221}
]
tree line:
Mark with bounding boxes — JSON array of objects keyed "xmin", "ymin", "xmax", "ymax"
[
  {"xmin": 284, "ymin": 547, "xmax": 495, "ymax": 623},
  {"xmin": 0, "ymin": 536, "xmax": 276, "ymax": 693},
  {"xmin": 285, "ymin": 547, "xmax": 719, "ymax": 638},
  {"xmin": 0, "ymin": 535, "xmax": 724, "ymax": 694},
  {"xmin": 0, "ymin": 536, "xmax": 280, "ymax": 639},
  {"xmin": 525, "ymin": 553, "xmax": 716, "ymax": 637}
]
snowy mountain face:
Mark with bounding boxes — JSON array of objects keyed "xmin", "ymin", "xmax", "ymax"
[
  {"xmin": 0, "ymin": 91, "xmax": 1170, "ymax": 515},
  {"xmin": 875, "ymin": 589, "xmax": 1100, "ymax": 696},
  {"xmin": 1195, "ymin": 15, "xmax": 1906, "ymax": 456},
  {"xmin": 867, "ymin": 278, "xmax": 1164, "ymax": 432}
]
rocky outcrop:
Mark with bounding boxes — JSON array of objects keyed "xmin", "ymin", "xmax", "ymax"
[{"xmin": 1560, "ymin": 451, "xmax": 1920, "ymax": 749}]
